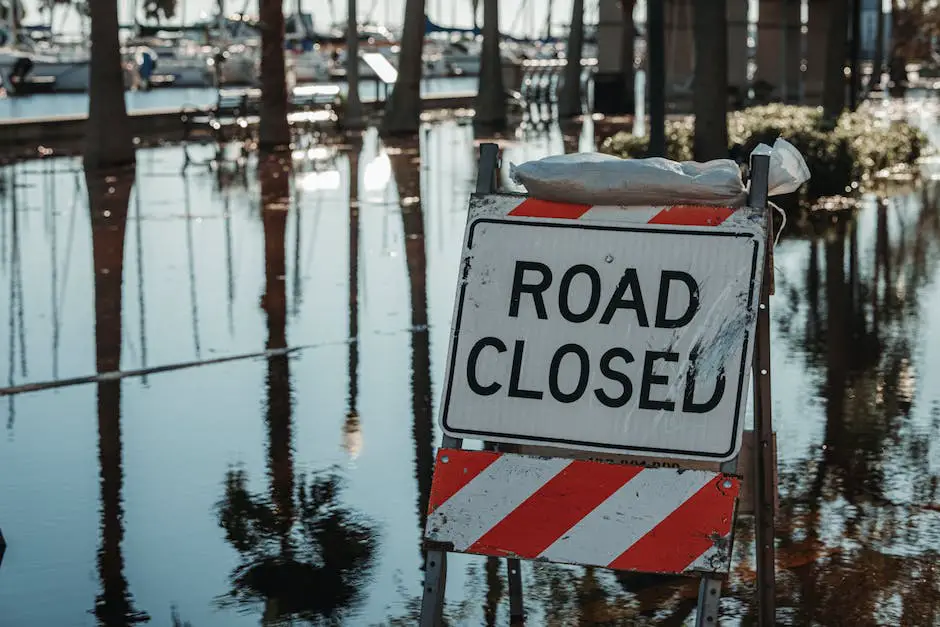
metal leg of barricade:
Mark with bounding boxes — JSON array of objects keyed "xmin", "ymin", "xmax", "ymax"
[
  {"xmin": 749, "ymin": 156, "xmax": 777, "ymax": 627},
  {"xmin": 695, "ymin": 154, "xmax": 773, "ymax": 627},
  {"xmin": 419, "ymin": 144, "xmax": 503, "ymax": 627}
]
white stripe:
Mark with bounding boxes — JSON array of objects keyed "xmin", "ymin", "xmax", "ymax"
[
  {"xmin": 425, "ymin": 455, "xmax": 571, "ymax": 551},
  {"xmin": 538, "ymin": 469, "xmax": 713, "ymax": 566},
  {"xmin": 580, "ymin": 205, "xmax": 661, "ymax": 223}
]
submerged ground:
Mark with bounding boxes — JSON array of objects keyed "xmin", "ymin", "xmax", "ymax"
[{"xmin": 0, "ymin": 101, "xmax": 939, "ymax": 626}]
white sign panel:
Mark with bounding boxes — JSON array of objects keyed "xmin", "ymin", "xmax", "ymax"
[{"xmin": 439, "ymin": 200, "xmax": 766, "ymax": 461}]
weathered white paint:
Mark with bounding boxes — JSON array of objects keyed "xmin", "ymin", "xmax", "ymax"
[
  {"xmin": 538, "ymin": 468, "xmax": 712, "ymax": 564},
  {"xmin": 425, "ymin": 454, "xmax": 571, "ymax": 551}
]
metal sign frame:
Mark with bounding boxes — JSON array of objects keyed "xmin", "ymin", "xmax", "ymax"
[{"xmin": 419, "ymin": 144, "xmax": 777, "ymax": 627}]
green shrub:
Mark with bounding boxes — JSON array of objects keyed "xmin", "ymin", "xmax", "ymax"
[{"xmin": 599, "ymin": 105, "xmax": 927, "ymax": 199}]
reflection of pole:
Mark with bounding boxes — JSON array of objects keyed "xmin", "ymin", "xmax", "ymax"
[
  {"xmin": 183, "ymin": 175, "xmax": 202, "ymax": 358},
  {"xmin": 223, "ymin": 194, "xmax": 235, "ymax": 335},
  {"xmin": 87, "ymin": 172, "xmax": 149, "ymax": 626},
  {"xmin": 484, "ymin": 556, "xmax": 504, "ymax": 627},
  {"xmin": 344, "ymin": 143, "xmax": 362, "ymax": 457},
  {"xmin": 134, "ymin": 183, "xmax": 148, "ymax": 381}
]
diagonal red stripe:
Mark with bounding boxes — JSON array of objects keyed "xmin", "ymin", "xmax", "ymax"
[
  {"xmin": 648, "ymin": 205, "xmax": 735, "ymax": 227},
  {"xmin": 467, "ymin": 461, "xmax": 645, "ymax": 559},
  {"xmin": 427, "ymin": 449, "xmax": 500, "ymax": 514},
  {"xmin": 607, "ymin": 475, "xmax": 739, "ymax": 573},
  {"xmin": 508, "ymin": 198, "xmax": 593, "ymax": 219}
]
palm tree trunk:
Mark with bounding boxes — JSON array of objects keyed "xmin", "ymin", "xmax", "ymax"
[
  {"xmin": 474, "ymin": 0, "xmax": 506, "ymax": 129},
  {"xmin": 647, "ymin": 0, "xmax": 666, "ymax": 156},
  {"xmin": 259, "ymin": 0, "xmax": 291, "ymax": 151},
  {"xmin": 345, "ymin": 0, "xmax": 364, "ymax": 128},
  {"xmin": 621, "ymin": 0, "xmax": 636, "ymax": 114},
  {"xmin": 557, "ymin": 0, "xmax": 584, "ymax": 118},
  {"xmin": 823, "ymin": 0, "xmax": 849, "ymax": 120},
  {"xmin": 692, "ymin": 0, "xmax": 728, "ymax": 160},
  {"xmin": 381, "ymin": 0, "xmax": 425, "ymax": 136},
  {"xmin": 85, "ymin": 0, "xmax": 135, "ymax": 170}
]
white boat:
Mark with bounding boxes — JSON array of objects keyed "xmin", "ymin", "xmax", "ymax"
[
  {"xmin": 124, "ymin": 34, "xmax": 214, "ymax": 88},
  {"xmin": 0, "ymin": 29, "xmax": 91, "ymax": 93}
]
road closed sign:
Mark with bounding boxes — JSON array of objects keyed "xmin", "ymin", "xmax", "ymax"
[{"xmin": 439, "ymin": 196, "xmax": 767, "ymax": 461}]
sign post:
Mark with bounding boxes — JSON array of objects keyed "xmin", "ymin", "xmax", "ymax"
[{"xmin": 420, "ymin": 145, "xmax": 777, "ymax": 626}]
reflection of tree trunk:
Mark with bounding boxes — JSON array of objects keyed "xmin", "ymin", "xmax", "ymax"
[
  {"xmin": 87, "ymin": 172, "xmax": 148, "ymax": 626},
  {"xmin": 807, "ymin": 240, "xmax": 821, "ymax": 348},
  {"xmin": 388, "ymin": 143, "xmax": 434, "ymax": 531},
  {"xmin": 558, "ymin": 0, "xmax": 584, "ymax": 118},
  {"xmin": 260, "ymin": 159, "xmax": 295, "ymax": 556},
  {"xmin": 484, "ymin": 557, "xmax": 504, "ymax": 627},
  {"xmin": 877, "ymin": 201, "xmax": 893, "ymax": 312},
  {"xmin": 85, "ymin": 0, "xmax": 135, "ymax": 170},
  {"xmin": 824, "ymin": 225, "xmax": 848, "ymax": 474},
  {"xmin": 381, "ymin": 0, "xmax": 425, "ymax": 135},
  {"xmin": 344, "ymin": 144, "xmax": 362, "ymax": 456},
  {"xmin": 474, "ymin": 0, "xmax": 507, "ymax": 129},
  {"xmin": 692, "ymin": 0, "xmax": 728, "ymax": 160},
  {"xmin": 259, "ymin": 0, "xmax": 291, "ymax": 151}
]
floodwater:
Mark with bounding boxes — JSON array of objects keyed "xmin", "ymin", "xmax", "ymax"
[
  {"xmin": 0, "ymin": 77, "xmax": 480, "ymax": 121},
  {"xmin": 0, "ymin": 106, "xmax": 938, "ymax": 626}
]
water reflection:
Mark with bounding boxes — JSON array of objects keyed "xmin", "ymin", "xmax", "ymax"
[
  {"xmin": 216, "ymin": 157, "xmax": 378, "ymax": 625},
  {"xmin": 86, "ymin": 170, "xmax": 150, "ymax": 626},
  {"xmin": 387, "ymin": 139, "xmax": 435, "ymax": 540},
  {"xmin": 2, "ymin": 118, "xmax": 940, "ymax": 626},
  {"xmin": 344, "ymin": 138, "xmax": 363, "ymax": 458},
  {"xmin": 742, "ymin": 185, "xmax": 940, "ymax": 625}
]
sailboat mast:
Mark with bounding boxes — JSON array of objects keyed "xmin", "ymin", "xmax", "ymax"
[{"xmin": 545, "ymin": 0, "xmax": 552, "ymax": 39}]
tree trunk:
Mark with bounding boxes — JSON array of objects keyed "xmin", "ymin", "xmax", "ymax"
[
  {"xmin": 620, "ymin": 0, "xmax": 636, "ymax": 114},
  {"xmin": 381, "ymin": 0, "xmax": 425, "ymax": 136},
  {"xmin": 345, "ymin": 0, "xmax": 364, "ymax": 128},
  {"xmin": 647, "ymin": 0, "xmax": 666, "ymax": 156},
  {"xmin": 823, "ymin": 0, "xmax": 849, "ymax": 120},
  {"xmin": 871, "ymin": 0, "xmax": 885, "ymax": 92},
  {"xmin": 474, "ymin": 0, "xmax": 506, "ymax": 129},
  {"xmin": 85, "ymin": 0, "xmax": 135, "ymax": 171},
  {"xmin": 259, "ymin": 0, "xmax": 291, "ymax": 152},
  {"xmin": 848, "ymin": 0, "xmax": 861, "ymax": 110},
  {"xmin": 558, "ymin": 0, "xmax": 584, "ymax": 118},
  {"xmin": 693, "ymin": 0, "xmax": 728, "ymax": 160}
]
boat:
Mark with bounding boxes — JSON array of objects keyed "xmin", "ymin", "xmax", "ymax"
[
  {"xmin": 0, "ymin": 27, "xmax": 91, "ymax": 93},
  {"xmin": 123, "ymin": 32, "xmax": 214, "ymax": 89}
]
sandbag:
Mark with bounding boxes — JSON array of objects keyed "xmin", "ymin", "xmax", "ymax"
[{"xmin": 509, "ymin": 138, "xmax": 810, "ymax": 206}]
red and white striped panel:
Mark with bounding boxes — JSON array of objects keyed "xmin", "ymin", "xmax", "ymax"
[
  {"xmin": 470, "ymin": 194, "xmax": 765, "ymax": 229},
  {"xmin": 425, "ymin": 449, "xmax": 740, "ymax": 575}
]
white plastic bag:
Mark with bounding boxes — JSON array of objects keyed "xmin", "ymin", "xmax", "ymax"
[
  {"xmin": 508, "ymin": 138, "xmax": 811, "ymax": 206},
  {"xmin": 750, "ymin": 138, "xmax": 812, "ymax": 196}
]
